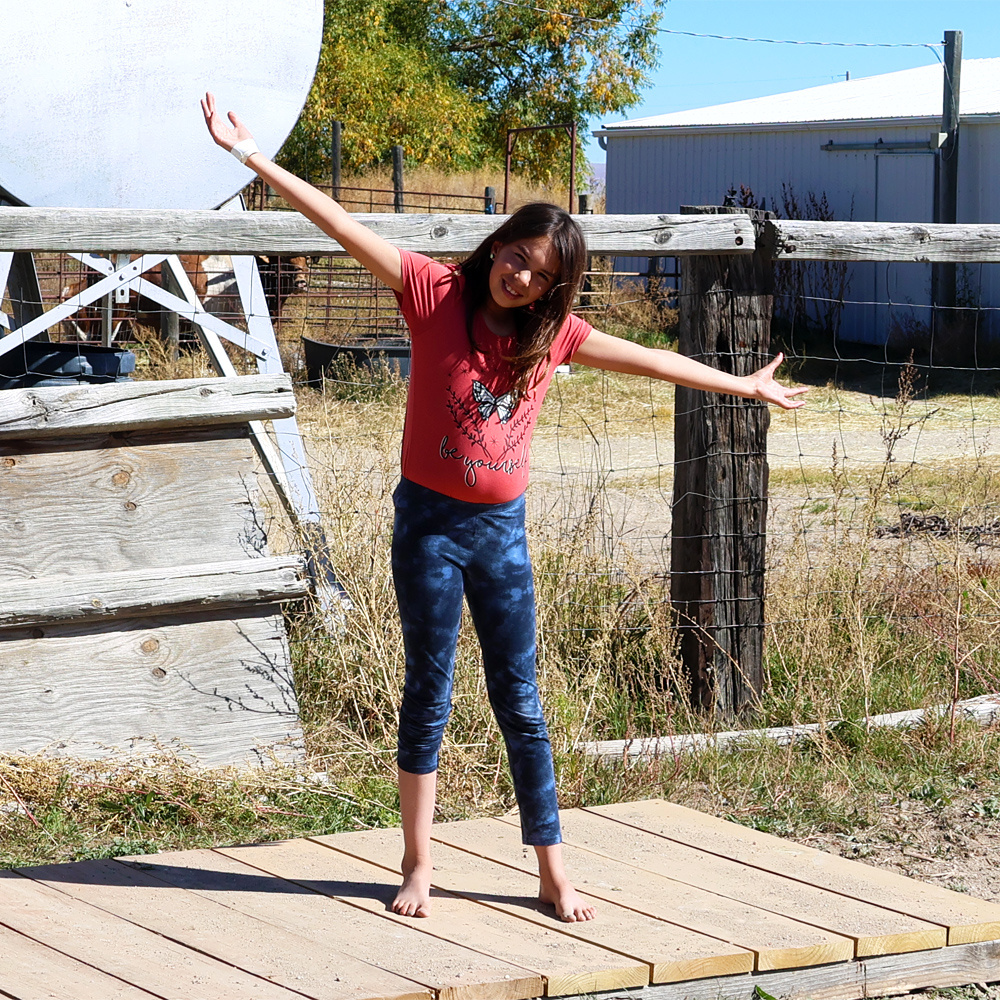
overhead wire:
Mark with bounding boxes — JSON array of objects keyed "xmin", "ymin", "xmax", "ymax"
[{"xmin": 490, "ymin": 0, "xmax": 944, "ymax": 60}]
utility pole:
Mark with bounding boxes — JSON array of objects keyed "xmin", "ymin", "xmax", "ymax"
[{"xmin": 933, "ymin": 29, "xmax": 962, "ymax": 312}]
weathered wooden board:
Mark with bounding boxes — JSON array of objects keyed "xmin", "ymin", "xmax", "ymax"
[
  {"xmin": 769, "ymin": 219, "xmax": 1000, "ymax": 262},
  {"xmin": 428, "ymin": 818, "xmax": 854, "ymax": 971},
  {"xmin": 0, "ymin": 428, "xmax": 262, "ymax": 581},
  {"xmin": 0, "ymin": 208, "xmax": 754, "ymax": 257},
  {"xmin": 0, "ymin": 374, "xmax": 307, "ymax": 767},
  {"xmin": 0, "ymin": 375, "xmax": 294, "ymax": 439},
  {"xmin": 315, "ymin": 827, "xmax": 754, "ymax": 984},
  {"xmin": 552, "ymin": 940, "xmax": 1000, "ymax": 1000},
  {"xmin": 19, "ymin": 857, "xmax": 432, "ymax": 1000},
  {"xmin": 4, "ymin": 208, "xmax": 999, "ymax": 262},
  {"xmin": 577, "ymin": 694, "xmax": 1000, "ymax": 759},
  {"xmin": 589, "ymin": 800, "xmax": 1000, "ymax": 946},
  {"xmin": 0, "ymin": 871, "xmax": 304, "ymax": 1000},
  {"xmin": 547, "ymin": 809, "xmax": 945, "ymax": 957},
  {"xmin": 0, "ymin": 607, "xmax": 301, "ymax": 765},
  {"xmin": 214, "ymin": 837, "xmax": 646, "ymax": 997},
  {"xmin": 126, "ymin": 845, "xmax": 542, "ymax": 1000},
  {"xmin": 0, "ymin": 923, "xmax": 160, "ymax": 1000},
  {"xmin": 0, "ymin": 555, "xmax": 308, "ymax": 627}
]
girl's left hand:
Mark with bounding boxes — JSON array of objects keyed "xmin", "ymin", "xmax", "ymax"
[{"xmin": 748, "ymin": 353, "xmax": 809, "ymax": 409}]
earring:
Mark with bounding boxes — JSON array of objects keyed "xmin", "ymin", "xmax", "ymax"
[{"xmin": 489, "ymin": 252, "xmax": 495, "ymax": 260}]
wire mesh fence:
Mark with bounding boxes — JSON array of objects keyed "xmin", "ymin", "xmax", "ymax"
[{"xmin": 3, "ymin": 212, "xmax": 999, "ymax": 758}]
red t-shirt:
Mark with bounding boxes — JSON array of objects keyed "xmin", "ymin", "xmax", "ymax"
[{"xmin": 394, "ymin": 249, "xmax": 593, "ymax": 503}]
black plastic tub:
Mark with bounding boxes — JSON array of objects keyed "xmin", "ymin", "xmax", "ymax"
[
  {"xmin": 302, "ymin": 336, "xmax": 410, "ymax": 387},
  {"xmin": 0, "ymin": 341, "xmax": 136, "ymax": 389}
]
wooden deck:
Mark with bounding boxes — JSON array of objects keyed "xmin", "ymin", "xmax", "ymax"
[{"xmin": 4, "ymin": 799, "xmax": 1000, "ymax": 1000}]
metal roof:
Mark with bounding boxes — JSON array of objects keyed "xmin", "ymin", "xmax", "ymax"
[{"xmin": 598, "ymin": 57, "xmax": 1000, "ymax": 133}]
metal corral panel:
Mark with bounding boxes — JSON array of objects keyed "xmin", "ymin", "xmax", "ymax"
[{"xmin": 603, "ymin": 118, "xmax": 1000, "ymax": 345}]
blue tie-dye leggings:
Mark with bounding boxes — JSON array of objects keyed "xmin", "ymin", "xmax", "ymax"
[{"xmin": 391, "ymin": 476, "xmax": 561, "ymax": 846}]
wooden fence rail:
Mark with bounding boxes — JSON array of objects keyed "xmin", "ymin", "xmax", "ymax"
[
  {"xmin": 0, "ymin": 209, "xmax": 752, "ymax": 257},
  {"xmin": 3, "ymin": 208, "xmax": 1000, "ymax": 261}
]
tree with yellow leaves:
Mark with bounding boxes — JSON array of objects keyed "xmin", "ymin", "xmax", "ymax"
[{"xmin": 280, "ymin": 0, "xmax": 664, "ymax": 183}]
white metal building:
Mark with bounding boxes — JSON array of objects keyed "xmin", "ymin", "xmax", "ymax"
[{"xmin": 595, "ymin": 59, "xmax": 1000, "ymax": 344}]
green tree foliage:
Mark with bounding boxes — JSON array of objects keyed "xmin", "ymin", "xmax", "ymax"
[
  {"xmin": 437, "ymin": 1, "xmax": 664, "ymax": 181},
  {"xmin": 280, "ymin": 0, "xmax": 664, "ymax": 182},
  {"xmin": 281, "ymin": 0, "xmax": 488, "ymax": 180}
]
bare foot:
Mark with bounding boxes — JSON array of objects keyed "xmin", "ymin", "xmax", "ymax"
[
  {"xmin": 392, "ymin": 859, "xmax": 433, "ymax": 917},
  {"xmin": 539, "ymin": 876, "xmax": 597, "ymax": 922}
]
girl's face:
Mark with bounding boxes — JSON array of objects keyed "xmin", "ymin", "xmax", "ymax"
[{"xmin": 487, "ymin": 236, "xmax": 560, "ymax": 311}]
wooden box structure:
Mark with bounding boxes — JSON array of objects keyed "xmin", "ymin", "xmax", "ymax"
[{"xmin": 0, "ymin": 374, "xmax": 309, "ymax": 766}]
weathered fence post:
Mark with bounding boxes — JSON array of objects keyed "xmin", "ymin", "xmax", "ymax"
[
  {"xmin": 330, "ymin": 120, "xmax": 343, "ymax": 201},
  {"xmin": 671, "ymin": 205, "xmax": 774, "ymax": 718},
  {"xmin": 484, "ymin": 186, "xmax": 496, "ymax": 214},
  {"xmin": 392, "ymin": 145, "xmax": 404, "ymax": 213}
]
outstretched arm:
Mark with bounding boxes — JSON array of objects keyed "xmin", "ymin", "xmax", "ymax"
[
  {"xmin": 571, "ymin": 329, "xmax": 807, "ymax": 409},
  {"xmin": 201, "ymin": 92, "xmax": 403, "ymax": 292}
]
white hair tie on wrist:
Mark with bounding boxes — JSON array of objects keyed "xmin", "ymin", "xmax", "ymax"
[{"xmin": 230, "ymin": 139, "xmax": 260, "ymax": 165}]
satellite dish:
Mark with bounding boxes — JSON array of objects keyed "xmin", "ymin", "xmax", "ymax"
[{"xmin": 0, "ymin": 0, "xmax": 323, "ymax": 210}]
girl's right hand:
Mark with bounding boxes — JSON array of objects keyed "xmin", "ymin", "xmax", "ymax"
[
  {"xmin": 200, "ymin": 91, "xmax": 253, "ymax": 154},
  {"xmin": 198, "ymin": 90, "xmax": 403, "ymax": 291}
]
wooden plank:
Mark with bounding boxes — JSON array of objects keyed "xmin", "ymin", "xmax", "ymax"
[
  {"xmin": 0, "ymin": 923, "xmax": 159, "ymax": 1000},
  {"xmin": 125, "ymin": 845, "xmax": 541, "ymax": 1000},
  {"xmin": 0, "ymin": 428, "xmax": 262, "ymax": 581},
  {"xmin": 7, "ymin": 208, "xmax": 1000, "ymax": 263},
  {"xmin": 577, "ymin": 693, "xmax": 1000, "ymax": 758},
  {"xmin": 0, "ymin": 375, "xmax": 294, "ymax": 440},
  {"xmin": 547, "ymin": 809, "xmax": 945, "ymax": 958},
  {"xmin": 548, "ymin": 940, "xmax": 1000, "ymax": 1000},
  {"xmin": 118, "ymin": 849, "xmax": 434, "ymax": 1000},
  {"xmin": 0, "ymin": 208, "xmax": 755, "ymax": 257},
  {"xmin": 312, "ymin": 827, "xmax": 754, "ymax": 984},
  {"xmin": 19, "ymin": 857, "xmax": 430, "ymax": 1000},
  {"xmin": 0, "ymin": 871, "xmax": 303, "ymax": 1000},
  {"xmin": 0, "ymin": 607, "xmax": 302, "ymax": 766},
  {"xmin": 769, "ymin": 219, "xmax": 1000, "ymax": 262},
  {"xmin": 588, "ymin": 800, "xmax": 1000, "ymax": 946},
  {"xmin": 213, "ymin": 836, "xmax": 645, "ymax": 997},
  {"xmin": 0, "ymin": 555, "xmax": 309, "ymax": 628},
  {"xmin": 426, "ymin": 818, "xmax": 853, "ymax": 971}
]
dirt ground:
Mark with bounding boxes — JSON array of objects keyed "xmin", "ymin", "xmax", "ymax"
[{"xmin": 797, "ymin": 798, "xmax": 1000, "ymax": 905}]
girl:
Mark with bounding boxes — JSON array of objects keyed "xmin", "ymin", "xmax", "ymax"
[{"xmin": 202, "ymin": 93, "xmax": 806, "ymax": 924}]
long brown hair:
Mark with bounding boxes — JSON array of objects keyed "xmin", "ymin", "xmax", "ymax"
[{"xmin": 458, "ymin": 203, "xmax": 587, "ymax": 398}]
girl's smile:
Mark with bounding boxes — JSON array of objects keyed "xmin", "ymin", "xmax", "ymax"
[{"xmin": 486, "ymin": 236, "xmax": 559, "ymax": 314}]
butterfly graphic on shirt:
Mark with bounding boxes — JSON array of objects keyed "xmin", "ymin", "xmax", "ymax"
[{"xmin": 472, "ymin": 380, "xmax": 517, "ymax": 424}]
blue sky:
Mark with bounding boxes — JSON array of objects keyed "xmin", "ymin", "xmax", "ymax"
[{"xmin": 587, "ymin": 0, "xmax": 1000, "ymax": 162}]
